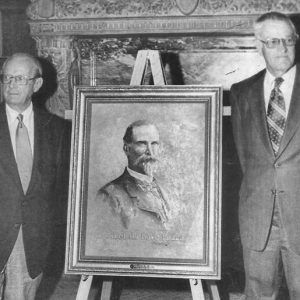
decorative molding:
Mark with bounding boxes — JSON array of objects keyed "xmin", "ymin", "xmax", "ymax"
[
  {"xmin": 176, "ymin": 0, "xmax": 199, "ymax": 16},
  {"xmin": 27, "ymin": 0, "xmax": 300, "ymax": 20},
  {"xmin": 37, "ymin": 0, "xmax": 55, "ymax": 18},
  {"xmin": 27, "ymin": 0, "xmax": 179, "ymax": 19},
  {"xmin": 33, "ymin": 36, "xmax": 75, "ymax": 116},
  {"xmin": 26, "ymin": 0, "xmax": 300, "ymax": 115},
  {"xmin": 29, "ymin": 15, "xmax": 257, "ymax": 37}
]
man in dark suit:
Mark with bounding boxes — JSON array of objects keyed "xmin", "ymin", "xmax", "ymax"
[
  {"xmin": 230, "ymin": 12, "xmax": 300, "ymax": 299},
  {"xmin": 97, "ymin": 120, "xmax": 172, "ymax": 230},
  {"xmin": 0, "ymin": 53, "xmax": 69, "ymax": 299}
]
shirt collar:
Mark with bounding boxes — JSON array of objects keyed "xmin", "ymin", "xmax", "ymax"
[
  {"xmin": 6, "ymin": 102, "xmax": 33, "ymax": 125},
  {"xmin": 265, "ymin": 65, "xmax": 296, "ymax": 88},
  {"xmin": 127, "ymin": 166, "xmax": 153, "ymax": 184}
]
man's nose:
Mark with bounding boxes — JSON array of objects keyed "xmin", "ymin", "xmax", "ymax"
[
  {"xmin": 278, "ymin": 39, "xmax": 288, "ymax": 52},
  {"xmin": 145, "ymin": 144, "xmax": 154, "ymax": 156}
]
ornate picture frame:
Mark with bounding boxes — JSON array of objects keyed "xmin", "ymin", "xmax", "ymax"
[{"xmin": 65, "ymin": 85, "xmax": 222, "ymax": 279}]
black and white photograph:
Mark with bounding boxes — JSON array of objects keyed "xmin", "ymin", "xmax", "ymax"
[{"xmin": 0, "ymin": 0, "xmax": 299, "ymax": 299}]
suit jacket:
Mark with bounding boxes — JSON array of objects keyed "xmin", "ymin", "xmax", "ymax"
[
  {"xmin": 0, "ymin": 103, "xmax": 70, "ymax": 278},
  {"xmin": 230, "ymin": 64, "xmax": 300, "ymax": 253},
  {"xmin": 97, "ymin": 169, "xmax": 172, "ymax": 229}
]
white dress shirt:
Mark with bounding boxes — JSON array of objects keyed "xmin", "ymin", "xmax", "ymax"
[
  {"xmin": 6, "ymin": 103, "xmax": 34, "ymax": 157},
  {"xmin": 127, "ymin": 166, "xmax": 153, "ymax": 183},
  {"xmin": 264, "ymin": 65, "xmax": 296, "ymax": 116}
]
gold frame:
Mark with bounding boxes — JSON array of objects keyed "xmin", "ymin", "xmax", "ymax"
[{"xmin": 65, "ymin": 85, "xmax": 222, "ymax": 279}]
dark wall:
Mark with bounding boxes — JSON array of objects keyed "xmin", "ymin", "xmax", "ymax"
[{"xmin": 0, "ymin": 0, "xmax": 36, "ymax": 57}]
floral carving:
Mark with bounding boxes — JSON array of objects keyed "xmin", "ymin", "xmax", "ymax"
[
  {"xmin": 27, "ymin": 0, "xmax": 300, "ymax": 20},
  {"xmin": 56, "ymin": 0, "xmax": 177, "ymax": 17},
  {"xmin": 196, "ymin": 0, "xmax": 299, "ymax": 13}
]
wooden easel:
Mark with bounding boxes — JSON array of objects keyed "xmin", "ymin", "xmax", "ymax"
[{"xmin": 75, "ymin": 50, "xmax": 221, "ymax": 300}]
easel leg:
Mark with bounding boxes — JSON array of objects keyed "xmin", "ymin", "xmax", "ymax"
[
  {"xmin": 189, "ymin": 279, "xmax": 206, "ymax": 300},
  {"xmin": 206, "ymin": 280, "xmax": 221, "ymax": 300},
  {"xmin": 100, "ymin": 279, "xmax": 113, "ymax": 300},
  {"xmin": 76, "ymin": 275, "xmax": 93, "ymax": 300}
]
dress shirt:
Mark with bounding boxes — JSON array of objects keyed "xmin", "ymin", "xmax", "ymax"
[
  {"xmin": 6, "ymin": 103, "xmax": 34, "ymax": 157},
  {"xmin": 127, "ymin": 166, "xmax": 153, "ymax": 184},
  {"xmin": 264, "ymin": 65, "xmax": 296, "ymax": 115}
]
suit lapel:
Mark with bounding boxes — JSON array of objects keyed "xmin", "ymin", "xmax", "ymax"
[
  {"xmin": 277, "ymin": 66, "xmax": 300, "ymax": 156},
  {"xmin": 123, "ymin": 171, "xmax": 154, "ymax": 209},
  {"xmin": 246, "ymin": 70, "xmax": 275, "ymax": 157},
  {"xmin": 0, "ymin": 104, "xmax": 24, "ymax": 190},
  {"xmin": 123, "ymin": 172, "xmax": 143, "ymax": 204},
  {"xmin": 26, "ymin": 107, "xmax": 50, "ymax": 195}
]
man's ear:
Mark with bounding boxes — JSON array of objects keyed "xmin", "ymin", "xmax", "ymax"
[
  {"xmin": 123, "ymin": 143, "xmax": 129, "ymax": 154},
  {"xmin": 255, "ymin": 38, "xmax": 263, "ymax": 56},
  {"xmin": 33, "ymin": 77, "xmax": 43, "ymax": 93}
]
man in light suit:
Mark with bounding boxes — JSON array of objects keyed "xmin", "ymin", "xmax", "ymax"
[
  {"xmin": 0, "ymin": 53, "xmax": 70, "ymax": 299},
  {"xmin": 97, "ymin": 120, "xmax": 172, "ymax": 230},
  {"xmin": 230, "ymin": 12, "xmax": 300, "ymax": 299}
]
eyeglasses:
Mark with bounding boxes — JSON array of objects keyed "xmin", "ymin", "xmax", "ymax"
[
  {"xmin": 259, "ymin": 36, "xmax": 298, "ymax": 49},
  {"xmin": 0, "ymin": 74, "xmax": 40, "ymax": 85}
]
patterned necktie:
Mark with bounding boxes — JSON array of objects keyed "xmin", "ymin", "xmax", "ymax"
[
  {"xmin": 15, "ymin": 114, "xmax": 33, "ymax": 193},
  {"xmin": 267, "ymin": 77, "xmax": 286, "ymax": 155}
]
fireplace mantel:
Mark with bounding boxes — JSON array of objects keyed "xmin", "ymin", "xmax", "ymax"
[{"xmin": 26, "ymin": 0, "xmax": 300, "ymax": 117}]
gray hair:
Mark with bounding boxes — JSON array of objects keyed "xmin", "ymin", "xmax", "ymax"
[{"xmin": 254, "ymin": 11, "xmax": 297, "ymax": 39}]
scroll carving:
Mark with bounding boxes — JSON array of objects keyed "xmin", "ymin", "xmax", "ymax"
[{"xmin": 27, "ymin": 0, "xmax": 300, "ymax": 20}]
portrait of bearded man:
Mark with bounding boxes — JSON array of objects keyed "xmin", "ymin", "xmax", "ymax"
[{"xmin": 96, "ymin": 119, "xmax": 173, "ymax": 230}]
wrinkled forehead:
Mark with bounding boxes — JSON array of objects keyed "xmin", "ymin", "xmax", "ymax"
[{"xmin": 132, "ymin": 124, "xmax": 160, "ymax": 142}]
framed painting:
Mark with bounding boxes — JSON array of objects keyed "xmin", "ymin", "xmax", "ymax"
[{"xmin": 65, "ymin": 85, "xmax": 222, "ymax": 279}]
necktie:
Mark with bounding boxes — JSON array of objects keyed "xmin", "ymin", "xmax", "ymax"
[
  {"xmin": 15, "ymin": 114, "xmax": 33, "ymax": 193},
  {"xmin": 267, "ymin": 77, "xmax": 286, "ymax": 155}
]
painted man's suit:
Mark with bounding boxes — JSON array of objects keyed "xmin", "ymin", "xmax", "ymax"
[
  {"xmin": 0, "ymin": 103, "xmax": 70, "ymax": 278},
  {"xmin": 97, "ymin": 169, "xmax": 171, "ymax": 229},
  {"xmin": 230, "ymin": 64, "xmax": 300, "ymax": 253}
]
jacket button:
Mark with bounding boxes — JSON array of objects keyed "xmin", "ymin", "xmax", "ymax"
[
  {"xmin": 274, "ymin": 162, "xmax": 281, "ymax": 168},
  {"xmin": 21, "ymin": 200, "xmax": 27, "ymax": 207}
]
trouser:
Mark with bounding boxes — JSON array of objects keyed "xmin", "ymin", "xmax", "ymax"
[
  {"xmin": 243, "ymin": 198, "xmax": 300, "ymax": 300},
  {"xmin": 0, "ymin": 227, "xmax": 43, "ymax": 300}
]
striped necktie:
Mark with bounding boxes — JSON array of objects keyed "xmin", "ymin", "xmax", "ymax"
[
  {"xmin": 267, "ymin": 77, "xmax": 286, "ymax": 155},
  {"xmin": 15, "ymin": 114, "xmax": 33, "ymax": 193}
]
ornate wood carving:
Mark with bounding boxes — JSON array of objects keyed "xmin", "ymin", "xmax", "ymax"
[
  {"xmin": 27, "ymin": 0, "xmax": 300, "ymax": 19},
  {"xmin": 176, "ymin": 0, "xmax": 199, "ymax": 16},
  {"xmin": 26, "ymin": 0, "xmax": 300, "ymax": 114},
  {"xmin": 33, "ymin": 36, "xmax": 75, "ymax": 116},
  {"xmin": 28, "ymin": 15, "xmax": 257, "ymax": 36}
]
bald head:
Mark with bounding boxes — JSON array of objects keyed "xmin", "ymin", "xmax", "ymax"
[
  {"xmin": 2, "ymin": 53, "xmax": 42, "ymax": 78},
  {"xmin": 123, "ymin": 120, "xmax": 159, "ymax": 144}
]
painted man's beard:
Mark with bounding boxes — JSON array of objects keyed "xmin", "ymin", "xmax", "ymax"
[{"xmin": 134, "ymin": 155, "xmax": 159, "ymax": 177}]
